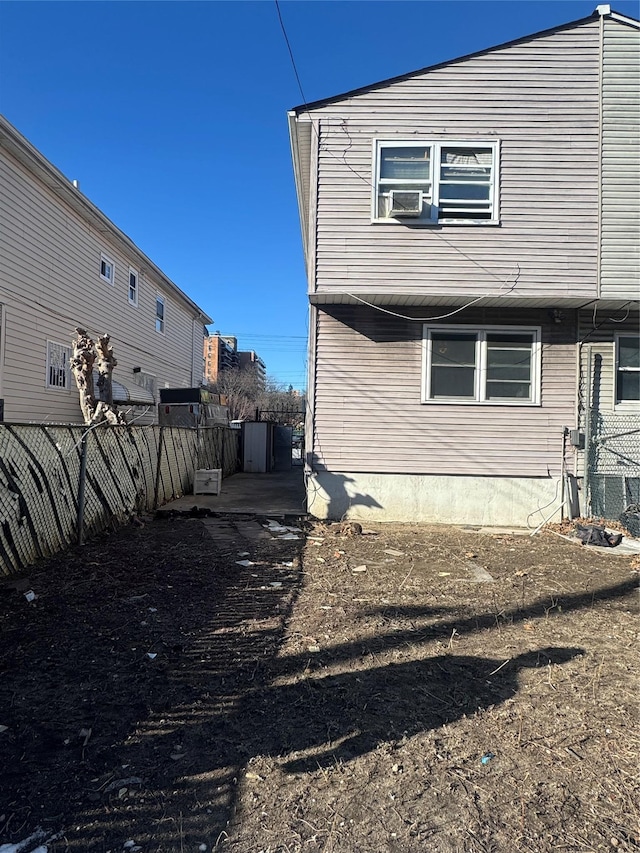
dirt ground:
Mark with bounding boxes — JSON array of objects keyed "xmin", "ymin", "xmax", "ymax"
[{"xmin": 0, "ymin": 513, "xmax": 638, "ymax": 853}]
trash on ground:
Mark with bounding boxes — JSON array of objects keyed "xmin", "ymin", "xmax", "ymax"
[
  {"xmin": 238, "ymin": 551, "xmax": 250, "ymax": 557},
  {"xmin": 481, "ymin": 752, "xmax": 496, "ymax": 765},
  {"xmin": 104, "ymin": 777, "xmax": 144, "ymax": 793},
  {"xmin": 307, "ymin": 645, "xmax": 321, "ymax": 653},
  {"xmin": 576, "ymin": 524, "xmax": 623, "ymax": 547},
  {"xmin": 146, "ymin": 653, "xmax": 157, "ymax": 660},
  {"xmin": 0, "ymin": 829, "xmax": 48, "ymax": 853},
  {"xmin": 235, "ymin": 559, "xmax": 255, "ymax": 567},
  {"xmin": 24, "ymin": 590, "xmax": 37, "ymax": 602}
]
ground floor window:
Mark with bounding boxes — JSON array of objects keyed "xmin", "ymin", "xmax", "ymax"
[
  {"xmin": 616, "ymin": 335, "xmax": 640, "ymax": 405},
  {"xmin": 46, "ymin": 340, "xmax": 71, "ymax": 390},
  {"xmin": 422, "ymin": 325, "xmax": 541, "ymax": 404}
]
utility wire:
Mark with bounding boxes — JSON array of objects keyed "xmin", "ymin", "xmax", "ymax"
[{"xmin": 274, "ymin": 0, "xmax": 307, "ymax": 105}]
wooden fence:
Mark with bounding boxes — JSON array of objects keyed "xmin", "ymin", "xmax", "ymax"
[{"xmin": 0, "ymin": 424, "xmax": 240, "ymax": 575}]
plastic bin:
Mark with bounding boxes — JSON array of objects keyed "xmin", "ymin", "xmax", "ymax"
[{"xmin": 193, "ymin": 468, "xmax": 222, "ymax": 495}]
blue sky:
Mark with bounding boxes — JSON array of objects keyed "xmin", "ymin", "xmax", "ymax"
[{"xmin": 1, "ymin": 0, "xmax": 638, "ymax": 389}]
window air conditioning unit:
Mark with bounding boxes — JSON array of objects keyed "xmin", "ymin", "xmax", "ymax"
[{"xmin": 388, "ymin": 189, "xmax": 423, "ymax": 217}]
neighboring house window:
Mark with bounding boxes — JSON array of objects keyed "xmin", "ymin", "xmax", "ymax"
[
  {"xmin": 616, "ymin": 336, "xmax": 640, "ymax": 405},
  {"xmin": 374, "ymin": 140, "xmax": 499, "ymax": 224},
  {"xmin": 155, "ymin": 295, "xmax": 165, "ymax": 333},
  {"xmin": 100, "ymin": 253, "xmax": 115, "ymax": 285},
  {"xmin": 422, "ymin": 326, "xmax": 541, "ymax": 404},
  {"xmin": 128, "ymin": 268, "xmax": 139, "ymax": 306},
  {"xmin": 46, "ymin": 340, "xmax": 71, "ymax": 390}
]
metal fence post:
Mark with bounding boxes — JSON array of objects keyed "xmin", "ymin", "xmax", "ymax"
[
  {"xmin": 77, "ymin": 433, "xmax": 89, "ymax": 545},
  {"xmin": 583, "ymin": 345, "xmax": 592, "ymax": 516},
  {"xmin": 153, "ymin": 426, "xmax": 165, "ymax": 509}
]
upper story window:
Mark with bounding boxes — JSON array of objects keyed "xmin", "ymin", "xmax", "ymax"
[
  {"xmin": 46, "ymin": 340, "xmax": 71, "ymax": 390},
  {"xmin": 155, "ymin": 295, "xmax": 165, "ymax": 334},
  {"xmin": 422, "ymin": 326, "xmax": 540, "ymax": 405},
  {"xmin": 128, "ymin": 268, "xmax": 139, "ymax": 306},
  {"xmin": 373, "ymin": 140, "xmax": 499, "ymax": 225},
  {"xmin": 100, "ymin": 253, "xmax": 115, "ymax": 285},
  {"xmin": 616, "ymin": 335, "xmax": 640, "ymax": 405}
]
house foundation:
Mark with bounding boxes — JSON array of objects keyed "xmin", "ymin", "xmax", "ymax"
[{"xmin": 306, "ymin": 471, "xmax": 563, "ymax": 528}]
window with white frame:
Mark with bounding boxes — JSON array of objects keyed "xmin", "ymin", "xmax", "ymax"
[
  {"xmin": 100, "ymin": 253, "xmax": 115, "ymax": 285},
  {"xmin": 374, "ymin": 140, "xmax": 499, "ymax": 224},
  {"xmin": 616, "ymin": 335, "xmax": 640, "ymax": 405},
  {"xmin": 46, "ymin": 340, "xmax": 71, "ymax": 390},
  {"xmin": 128, "ymin": 267, "xmax": 139, "ymax": 306},
  {"xmin": 422, "ymin": 326, "xmax": 541, "ymax": 404},
  {"xmin": 155, "ymin": 295, "xmax": 165, "ymax": 334}
]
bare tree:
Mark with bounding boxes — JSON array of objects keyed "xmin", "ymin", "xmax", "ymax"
[
  {"xmin": 70, "ymin": 328, "xmax": 126, "ymax": 426},
  {"xmin": 212, "ymin": 368, "xmax": 304, "ymax": 425}
]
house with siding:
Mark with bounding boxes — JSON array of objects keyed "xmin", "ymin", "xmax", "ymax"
[
  {"xmin": 0, "ymin": 115, "xmax": 212, "ymax": 425},
  {"xmin": 288, "ymin": 5, "xmax": 639, "ymax": 527}
]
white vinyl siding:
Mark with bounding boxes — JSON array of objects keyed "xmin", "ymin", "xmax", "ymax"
[
  {"xmin": 422, "ymin": 326, "xmax": 540, "ymax": 404},
  {"xmin": 0, "ymin": 132, "xmax": 206, "ymax": 423},
  {"xmin": 46, "ymin": 340, "xmax": 71, "ymax": 390},
  {"xmin": 374, "ymin": 140, "xmax": 499, "ymax": 224},
  {"xmin": 600, "ymin": 18, "xmax": 640, "ymax": 300}
]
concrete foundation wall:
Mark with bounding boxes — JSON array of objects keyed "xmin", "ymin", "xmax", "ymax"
[{"xmin": 307, "ymin": 471, "xmax": 563, "ymax": 528}]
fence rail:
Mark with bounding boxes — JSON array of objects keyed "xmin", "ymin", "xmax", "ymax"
[{"xmin": 0, "ymin": 424, "xmax": 240, "ymax": 575}]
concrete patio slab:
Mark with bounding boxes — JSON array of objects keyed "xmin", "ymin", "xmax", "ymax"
[{"xmin": 164, "ymin": 468, "xmax": 306, "ymax": 517}]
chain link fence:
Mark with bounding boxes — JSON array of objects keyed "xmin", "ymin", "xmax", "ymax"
[
  {"xmin": 0, "ymin": 424, "xmax": 240, "ymax": 575},
  {"xmin": 585, "ymin": 412, "xmax": 640, "ymax": 531}
]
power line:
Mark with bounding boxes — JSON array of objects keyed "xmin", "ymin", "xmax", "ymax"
[{"xmin": 274, "ymin": 0, "xmax": 307, "ymax": 105}]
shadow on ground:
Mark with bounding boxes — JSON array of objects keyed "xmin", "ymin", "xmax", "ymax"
[{"xmin": 0, "ymin": 517, "xmax": 637, "ymax": 852}]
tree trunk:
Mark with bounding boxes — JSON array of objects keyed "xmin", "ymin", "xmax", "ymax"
[{"xmin": 70, "ymin": 328, "xmax": 126, "ymax": 426}]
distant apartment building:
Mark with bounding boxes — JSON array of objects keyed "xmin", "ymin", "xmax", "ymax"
[
  {"xmin": 204, "ymin": 333, "xmax": 239, "ymax": 384},
  {"xmin": 238, "ymin": 350, "xmax": 266, "ymax": 383},
  {"xmin": 204, "ymin": 333, "xmax": 266, "ymax": 386}
]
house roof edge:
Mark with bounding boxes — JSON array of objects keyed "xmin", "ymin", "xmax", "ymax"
[
  {"xmin": 290, "ymin": 9, "xmax": 637, "ymax": 115},
  {"xmin": 0, "ymin": 113, "xmax": 213, "ymax": 325}
]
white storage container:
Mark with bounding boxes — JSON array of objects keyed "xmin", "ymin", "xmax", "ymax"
[{"xmin": 193, "ymin": 468, "xmax": 222, "ymax": 495}]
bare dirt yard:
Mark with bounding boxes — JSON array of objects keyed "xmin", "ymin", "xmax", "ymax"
[{"xmin": 0, "ymin": 513, "xmax": 638, "ymax": 853}]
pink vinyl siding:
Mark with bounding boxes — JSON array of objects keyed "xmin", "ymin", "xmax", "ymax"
[
  {"xmin": 312, "ymin": 306, "xmax": 576, "ymax": 477},
  {"xmin": 306, "ymin": 19, "xmax": 602, "ymax": 301}
]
